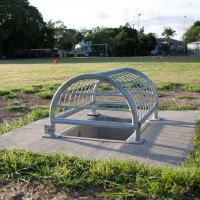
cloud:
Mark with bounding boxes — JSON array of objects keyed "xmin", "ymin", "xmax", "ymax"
[
  {"xmin": 139, "ymin": 15, "xmax": 185, "ymax": 38},
  {"xmin": 29, "ymin": 0, "xmax": 200, "ymax": 40},
  {"xmin": 96, "ymin": 12, "xmax": 110, "ymax": 19}
]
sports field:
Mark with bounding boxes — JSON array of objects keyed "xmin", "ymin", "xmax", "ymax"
[{"xmin": 0, "ymin": 56, "xmax": 200, "ymax": 90}]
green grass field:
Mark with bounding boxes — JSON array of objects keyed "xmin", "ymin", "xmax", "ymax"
[{"xmin": 0, "ymin": 56, "xmax": 200, "ymax": 91}]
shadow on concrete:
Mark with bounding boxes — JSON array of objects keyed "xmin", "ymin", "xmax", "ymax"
[
  {"xmin": 0, "ymin": 111, "xmax": 198, "ymax": 166},
  {"xmin": 46, "ymin": 118, "xmax": 195, "ymax": 165}
]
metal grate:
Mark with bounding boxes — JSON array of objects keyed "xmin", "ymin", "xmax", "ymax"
[{"xmin": 45, "ymin": 68, "xmax": 159, "ymax": 143}]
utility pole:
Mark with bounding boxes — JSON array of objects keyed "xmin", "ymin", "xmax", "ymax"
[
  {"xmin": 183, "ymin": 16, "xmax": 186, "ymax": 55},
  {"xmin": 138, "ymin": 14, "xmax": 141, "ymax": 32}
]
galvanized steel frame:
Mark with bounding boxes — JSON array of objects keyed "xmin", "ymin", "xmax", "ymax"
[{"xmin": 44, "ymin": 68, "xmax": 159, "ymax": 143}]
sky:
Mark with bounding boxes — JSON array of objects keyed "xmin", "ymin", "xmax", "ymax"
[{"xmin": 29, "ymin": 0, "xmax": 200, "ymax": 40}]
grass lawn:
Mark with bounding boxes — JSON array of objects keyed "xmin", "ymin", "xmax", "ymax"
[
  {"xmin": 0, "ymin": 56, "xmax": 200, "ymax": 90},
  {"xmin": 0, "ymin": 56, "xmax": 200, "ymax": 199}
]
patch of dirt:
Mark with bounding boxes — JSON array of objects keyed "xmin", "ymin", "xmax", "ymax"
[
  {"xmin": 0, "ymin": 91, "xmax": 200, "ymax": 125},
  {"xmin": 0, "ymin": 94, "xmax": 51, "ymax": 124},
  {"xmin": 158, "ymin": 90, "xmax": 200, "ymax": 108},
  {"xmin": 0, "ymin": 180, "xmax": 104, "ymax": 200}
]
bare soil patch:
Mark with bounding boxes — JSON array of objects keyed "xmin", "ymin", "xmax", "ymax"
[
  {"xmin": 158, "ymin": 90, "xmax": 200, "ymax": 107},
  {"xmin": 0, "ymin": 94, "xmax": 50, "ymax": 124},
  {"xmin": 0, "ymin": 180, "xmax": 104, "ymax": 200},
  {"xmin": 0, "ymin": 91, "xmax": 200, "ymax": 124}
]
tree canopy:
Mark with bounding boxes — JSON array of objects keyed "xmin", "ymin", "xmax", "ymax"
[
  {"xmin": 0, "ymin": 0, "xmax": 54, "ymax": 57},
  {"xmin": 138, "ymin": 28, "xmax": 156, "ymax": 56},
  {"xmin": 184, "ymin": 20, "xmax": 200, "ymax": 42},
  {"xmin": 83, "ymin": 26, "xmax": 119, "ymax": 56},
  {"xmin": 83, "ymin": 23, "xmax": 156, "ymax": 56},
  {"xmin": 47, "ymin": 20, "xmax": 83, "ymax": 52}
]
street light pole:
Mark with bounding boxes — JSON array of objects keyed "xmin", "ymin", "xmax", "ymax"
[
  {"xmin": 183, "ymin": 16, "xmax": 186, "ymax": 55},
  {"xmin": 138, "ymin": 14, "xmax": 141, "ymax": 32},
  {"xmin": 183, "ymin": 16, "xmax": 186, "ymax": 34}
]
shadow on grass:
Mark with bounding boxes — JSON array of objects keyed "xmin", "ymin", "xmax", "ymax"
[{"xmin": 0, "ymin": 56, "xmax": 200, "ymax": 64}]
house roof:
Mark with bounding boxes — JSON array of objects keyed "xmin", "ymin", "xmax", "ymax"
[{"xmin": 156, "ymin": 38, "xmax": 183, "ymax": 45}]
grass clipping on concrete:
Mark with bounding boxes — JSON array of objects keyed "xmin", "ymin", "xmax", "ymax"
[{"xmin": 0, "ymin": 120, "xmax": 200, "ymax": 199}]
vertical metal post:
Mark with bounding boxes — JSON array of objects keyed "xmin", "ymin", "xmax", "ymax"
[
  {"xmin": 105, "ymin": 43, "xmax": 107, "ymax": 57},
  {"xmin": 183, "ymin": 16, "xmax": 186, "ymax": 55},
  {"xmin": 44, "ymin": 123, "xmax": 60, "ymax": 138},
  {"xmin": 90, "ymin": 80, "xmax": 100, "ymax": 116},
  {"xmin": 153, "ymin": 108, "xmax": 158, "ymax": 120},
  {"xmin": 134, "ymin": 125, "xmax": 141, "ymax": 142},
  {"xmin": 138, "ymin": 14, "xmax": 141, "ymax": 32}
]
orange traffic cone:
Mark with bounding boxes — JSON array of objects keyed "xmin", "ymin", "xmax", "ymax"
[{"xmin": 54, "ymin": 59, "xmax": 59, "ymax": 63}]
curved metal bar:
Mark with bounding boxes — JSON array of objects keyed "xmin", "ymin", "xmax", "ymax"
[
  {"xmin": 50, "ymin": 73, "xmax": 138, "ymax": 125},
  {"xmin": 45, "ymin": 68, "xmax": 159, "ymax": 143},
  {"xmin": 122, "ymin": 68, "xmax": 159, "ymax": 107}
]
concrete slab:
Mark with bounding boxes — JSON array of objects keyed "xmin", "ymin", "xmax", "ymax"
[{"xmin": 0, "ymin": 111, "xmax": 199, "ymax": 166}]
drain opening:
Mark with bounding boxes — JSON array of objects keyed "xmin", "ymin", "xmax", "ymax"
[{"xmin": 62, "ymin": 115, "xmax": 133, "ymax": 142}]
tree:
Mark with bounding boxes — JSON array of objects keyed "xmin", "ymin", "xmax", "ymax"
[
  {"xmin": 84, "ymin": 27, "xmax": 119, "ymax": 56},
  {"xmin": 83, "ymin": 23, "xmax": 156, "ymax": 57},
  {"xmin": 162, "ymin": 27, "xmax": 176, "ymax": 43},
  {"xmin": 83, "ymin": 24, "xmax": 143, "ymax": 56},
  {"xmin": 0, "ymin": 29, "xmax": 10, "ymax": 51},
  {"xmin": 48, "ymin": 20, "xmax": 80, "ymax": 53},
  {"xmin": 138, "ymin": 28, "xmax": 156, "ymax": 55},
  {"xmin": 113, "ymin": 23, "xmax": 138, "ymax": 56},
  {"xmin": 184, "ymin": 20, "xmax": 200, "ymax": 42},
  {"xmin": 0, "ymin": 0, "xmax": 54, "ymax": 57}
]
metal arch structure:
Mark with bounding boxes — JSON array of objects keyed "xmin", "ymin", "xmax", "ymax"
[{"xmin": 44, "ymin": 68, "xmax": 159, "ymax": 143}]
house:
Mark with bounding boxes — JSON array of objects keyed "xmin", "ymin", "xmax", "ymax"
[
  {"xmin": 74, "ymin": 42, "xmax": 93, "ymax": 56},
  {"xmin": 187, "ymin": 41, "xmax": 200, "ymax": 55},
  {"xmin": 151, "ymin": 38, "xmax": 184, "ymax": 55}
]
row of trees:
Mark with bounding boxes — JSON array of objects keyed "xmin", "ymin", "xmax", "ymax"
[
  {"xmin": 0, "ymin": 0, "xmax": 156, "ymax": 57},
  {"xmin": 80, "ymin": 24, "xmax": 157, "ymax": 56},
  {"xmin": 0, "ymin": 0, "xmax": 200, "ymax": 58}
]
